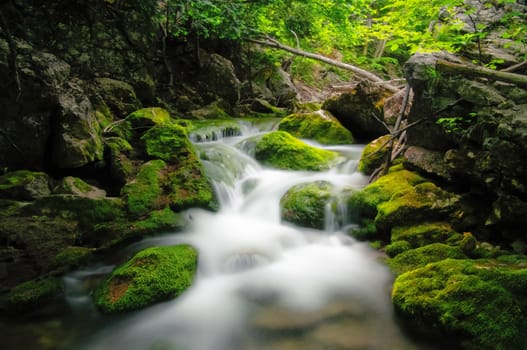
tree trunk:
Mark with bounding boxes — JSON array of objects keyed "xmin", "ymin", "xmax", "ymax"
[
  {"xmin": 436, "ymin": 59, "xmax": 527, "ymax": 88},
  {"xmin": 248, "ymin": 36, "xmax": 401, "ymax": 93}
]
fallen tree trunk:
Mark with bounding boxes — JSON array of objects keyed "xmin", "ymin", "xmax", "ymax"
[
  {"xmin": 437, "ymin": 59, "xmax": 527, "ymax": 88},
  {"xmin": 248, "ymin": 36, "xmax": 401, "ymax": 93}
]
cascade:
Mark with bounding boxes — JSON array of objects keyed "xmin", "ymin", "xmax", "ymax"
[{"xmin": 58, "ymin": 119, "xmax": 438, "ymax": 350}]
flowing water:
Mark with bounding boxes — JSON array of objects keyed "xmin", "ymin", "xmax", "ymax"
[{"xmin": 2, "ymin": 119, "xmax": 437, "ymax": 350}]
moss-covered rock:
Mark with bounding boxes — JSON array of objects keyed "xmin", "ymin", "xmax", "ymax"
[
  {"xmin": 121, "ymin": 160, "xmax": 165, "ymax": 216},
  {"xmin": 127, "ymin": 107, "xmax": 171, "ymax": 131},
  {"xmin": 392, "ymin": 258, "xmax": 527, "ymax": 350},
  {"xmin": 51, "ymin": 246, "xmax": 95, "ymax": 272},
  {"xmin": 388, "ymin": 243, "xmax": 467, "ymax": 274},
  {"xmin": 7, "ymin": 277, "xmax": 62, "ymax": 311},
  {"xmin": 375, "ymin": 182, "xmax": 460, "ymax": 231},
  {"xmin": 280, "ymin": 181, "xmax": 334, "ymax": 229},
  {"xmin": 348, "ymin": 169, "xmax": 426, "ymax": 219},
  {"xmin": 358, "ymin": 135, "xmax": 391, "ymax": 174},
  {"xmin": 141, "ymin": 123, "xmax": 193, "ymax": 162},
  {"xmin": 255, "ymin": 131, "xmax": 339, "ymax": 171},
  {"xmin": 0, "ymin": 170, "xmax": 51, "ymax": 200},
  {"xmin": 52, "ymin": 176, "xmax": 106, "ymax": 199},
  {"xmin": 278, "ymin": 110, "xmax": 354, "ymax": 145},
  {"xmin": 95, "ymin": 245, "xmax": 198, "ymax": 313},
  {"xmin": 390, "ymin": 222, "xmax": 464, "ymax": 249},
  {"xmin": 95, "ymin": 78, "xmax": 142, "ymax": 117}
]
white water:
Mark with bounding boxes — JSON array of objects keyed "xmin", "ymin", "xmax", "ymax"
[{"xmin": 69, "ymin": 120, "xmax": 430, "ymax": 350}]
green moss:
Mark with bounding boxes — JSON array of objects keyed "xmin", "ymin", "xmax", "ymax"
[
  {"xmin": 95, "ymin": 245, "xmax": 198, "ymax": 313},
  {"xmin": 388, "ymin": 243, "xmax": 467, "ymax": 274},
  {"xmin": 358, "ymin": 135, "xmax": 391, "ymax": 174},
  {"xmin": 391, "ymin": 222, "xmax": 463, "ymax": 249},
  {"xmin": 255, "ymin": 131, "xmax": 338, "ymax": 171},
  {"xmin": 128, "ymin": 107, "xmax": 171, "ymax": 126},
  {"xmin": 26, "ymin": 195, "xmax": 124, "ymax": 229},
  {"xmin": 122, "ymin": 160, "xmax": 166, "ymax": 216},
  {"xmin": 375, "ymin": 182, "xmax": 460, "ymax": 231},
  {"xmin": 187, "ymin": 119, "xmax": 242, "ymax": 142},
  {"xmin": 0, "ymin": 170, "xmax": 50, "ymax": 200},
  {"xmin": 392, "ymin": 258, "xmax": 527, "ymax": 350},
  {"xmin": 134, "ymin": 207, "xmax": 185, "ymax": 233},
  {"xmin": 280, "ymin": 181, "xmax": 333, "ymax": 229},
  {"xmin": 141, "ymin": 123, "xmax": 192, "ymax": 162},
  {"xmin": 165, "ymin": 152, "xmax": 217, "ymax": 211},
  {"xmin": 7, "ymin": 277, "xmax": 62, "ymax": 310},
  {"xmin": 52, "ymin": 246, "xmax": 94, "ymax": 271},
  {"xmin": 348, "ymin": 219, "xmax": 378, "ymax": 241},
  {"xmin": 278, "ymin": 111, "xmax": 354, "ymax": 145},
  {"xmin": 385, "ymin": 240, "xmax": 411, "ymax": 257},
  {"xmin": 348, "ymin": 169, "xmax": 426, "ymax": 219}
]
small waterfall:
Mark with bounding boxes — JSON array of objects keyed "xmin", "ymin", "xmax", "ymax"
[{"xmin": 66, "ymin": 119, "xmax": 437, "ymax": 350}]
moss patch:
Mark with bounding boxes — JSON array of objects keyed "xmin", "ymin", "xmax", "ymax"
[
  {"xmin": 358, "ymin": 134, "xmax": 391, "ymax": 174},
  {"xmin": 392, "ymin": 258, "xmax": 527, "ymax": 350},
  {"xmin": 121, "ymin": 160, "xmax": 166, "ymax": 216},
  {"xmin": 391, "ymin": 222, "xmax": 463, "ymax": 249},
  {"xmin": 0, "ymin": 170, "xmax": 50, "ymax": 200},
  {"xmin": 95, "ymin": 245, "xmax": 198, "ymax": 313},
  {"xmin": 280, "ymin": 181, "xmax": 333, "ymax": 229},
  {"xmin": 388, "ymin": 243, "xmax": 467, "ymax": 274},
  {"xmin": 141, "ymin": 123, "xmax": 192, "ymax": 162},
  {"xmin": 278, "ymin": 111, "xmax": 354, "ymax": 145},
  {"xmin": 348, "ymin": 169, "xmax": 426, "ymax": 219},
  {"xmin": 7, "ymin": 277, "xmax": 62, "ymax": 311},
  {"xmin": 255, "ymin": 131, "xmax": 338, "ymax": 171}
]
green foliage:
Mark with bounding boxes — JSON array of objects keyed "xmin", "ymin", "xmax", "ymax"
[
  {"xmin": 436, "ymin": 112, "xmax": 478, "ymax": 135},
  {"xmin": 95, "ymin": 245, "xmax": 198, "ymax": 313}
]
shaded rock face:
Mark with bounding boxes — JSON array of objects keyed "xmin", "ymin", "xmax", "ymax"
[
  {"xmin": 322, "ymin": 81, "xmax": 392, "ymax": 140},
  {"xmin": 404, "ymin": 52, "xmax": 527, "ymax": 241}
]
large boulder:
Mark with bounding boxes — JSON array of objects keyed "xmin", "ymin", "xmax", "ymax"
[
  {"xmin": 392, "ymin": 257, "xmax": 527, "ymax": 350},
  {"xmin": 198, "ymin": 52, "xmax": 241, "ymax": 106},
  {"xmin": 95, "ymin": 245, "xmax": 198, "ymax": 313},
  {"xmin": 278, "ymin": 110, "xmax": 354, "ymax": 145},
  {"xmin": 0, "ymin": 170, "xmax": 51, "ymax": 200},
  {"xmin": 255, "ymin": 131, "xmax": 339, "ymax": 171},
  {"xmin": 52, "ymin": 80, "xmax": 104, "ymax": 169},
  {"xmin": 0, "ymin": 39, "xmax": 70, "ymax": 170},
  {"xmin": 95, "ymin": 78, "xmax": 142, "ymax": 118},
  {"xmin": 322, "ymin": 80, "xmax": 393, "ymax": 140}
]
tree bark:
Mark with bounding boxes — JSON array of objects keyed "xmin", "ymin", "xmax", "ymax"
[
  {"xmin": 248, "ymin": 36, "xmax": 401, "ymax": 93},
  {"xmin": 436, "ymin": 59, "xmax": 527, "ymax": 88}
]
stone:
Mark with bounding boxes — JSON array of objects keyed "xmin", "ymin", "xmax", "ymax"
[
  {"xmin": 95, "ymin": 78, "xmax": 142, "ymax": 117},
  {"xmin": 95, "ymin": 245, "xmax": 198, "ymax": 313},
  {"xmin": 278, "ymin": 110, "xmax": 354, "ymax": 145},
  {"xmin": 0, "ymin": 170, "xmax": 51, "ymax": 200}
]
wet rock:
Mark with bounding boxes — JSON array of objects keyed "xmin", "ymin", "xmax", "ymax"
[
  {"xmin": 255, "ymin": 131, "xmax": 339, "ymax": 171},
  {"xmin": 52, "ymin": 80, "xmax": 104, "ymax": 169},
  {"xmin": 52, "ymin": 176, "xmax": 106, "ymax": 199},
  {"xmin": 357, "ymin": 135, "xmax": 391, "ymax": 175},
  {"xmin": 278, "ymin": 110, "xmax": 354, "ymax": 145},
  {"xmin": 95, "ymin": 78, "xmax": 142, "ymax": 118},
  {"xmin": 403, "ymin": 146, "xmax": 451, "ymax": 180},
  {"xmin": 392, "ymin": 257, "xmax": 527, "ymax": 350},
  {"xmin": 95, "ymin": 245, "xmax": 197, "ymax": 313},
  {"xmin": 280, "ymin": 181, "xmax": 334, "ymax": 230},
  {"xmin": 322, "ymin": 80, "xmax": 393, "ymax": 140},
  {"xmin": 0, "ymin": 170, "xmax": 51, "ymax": 200}
]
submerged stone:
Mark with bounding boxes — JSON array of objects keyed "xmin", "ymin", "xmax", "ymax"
[
  {"xmin": 255, "ymin": 131, "xmax": 338, "ymax": 171},
  {"xmin": 95, "ymin": 245, "xmax": 198, "ymax": 313}
]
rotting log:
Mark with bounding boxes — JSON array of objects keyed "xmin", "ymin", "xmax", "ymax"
[{"xmin": 436, "ymin": 59, "xmax": 527, "ymax": 88}]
